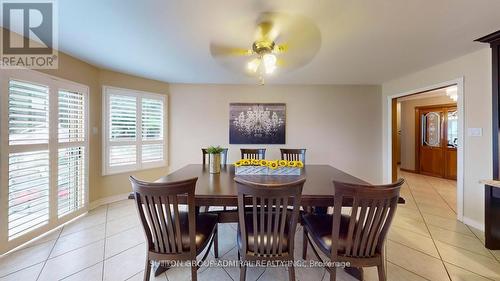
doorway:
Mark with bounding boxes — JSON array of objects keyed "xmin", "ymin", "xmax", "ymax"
[{"xmin": 387, "ymin": 78, "xmax": 464, "ymax": 221}]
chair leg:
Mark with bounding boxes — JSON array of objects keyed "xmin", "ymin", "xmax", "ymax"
[
  {"xmin": 213, "ymin": 225, "xmax": 219, "ymax": 258},
  {"xmin": 240, "ymin": 264, "xmax": 247, "ymax": 281},
  {"xmin": 143, "ymin": 259, "xmax": 151, "ymax": 281},
  {"xmin": 288, "ymin": 265, "xmax": 295, "ymax": 281},
  {"xmin": 191, "ymin": 264, "xmax": 198, "ymax": 281},
  {"xmin": 329, "ymin": 267, "xmax": 337, "ymax": 281},
  {"xmin": 377, "ymin": 264, "xmax": 386, "ymax": 281},
  {"xmin": 302, "ymin": 228, "xmax": 308, "ymax": 260}
]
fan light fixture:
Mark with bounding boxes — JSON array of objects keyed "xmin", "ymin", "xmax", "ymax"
[{"xmin": 246, "ymin": 39, "xmax": 280, "ymax": 84}]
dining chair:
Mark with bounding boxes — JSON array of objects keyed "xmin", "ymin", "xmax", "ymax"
[
  {"xmin": 235, "ymin": 176, "xmax": 306, "ymax": 281},
  {"xmin": 202, "ymin": 148, "xmax": 229, "ymax": 165},
  {"xmin": 240, "ymin": 148, "xmax": 266, "ymax": 159},
  {"xmin": 301, "ymin": 179, "xmax": 404, "ymax": 281},
  {"xmin": 280, "ymin": 149, "xmax": 306, "ymax": 164},
  {"xmin": 130, "ymin": 176, "xmax": 219, "ymax": 281}
]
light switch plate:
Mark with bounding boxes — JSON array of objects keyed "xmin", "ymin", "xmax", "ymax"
[
  {"xmin": 467, "ymin": 128, "xmax": 482, "ymax": 137},
  {"xmin": 92, "ymin": 127, "xmax": 98, "ymax": 135}
]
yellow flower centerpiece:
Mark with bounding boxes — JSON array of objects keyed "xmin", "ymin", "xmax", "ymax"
[{"xmin": 234, "ymin": 159, "xmax": 304, "ymax": 175}]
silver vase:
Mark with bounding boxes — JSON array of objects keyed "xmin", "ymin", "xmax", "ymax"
[{"xmin": 209, "ymin": 153, "xmax": 221, "ymax": 174}]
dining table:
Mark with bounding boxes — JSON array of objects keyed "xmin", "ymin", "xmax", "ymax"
[{"xmin": 152, "ymin": 164, "xmax": 405, "ymax": 280}]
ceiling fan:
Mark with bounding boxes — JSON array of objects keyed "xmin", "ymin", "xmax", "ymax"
[{"xmin": 210, "ymin": 12, "xmax": 321, "ymax": 85}]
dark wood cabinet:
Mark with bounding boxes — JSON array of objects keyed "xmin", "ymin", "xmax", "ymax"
[{"xmin": 476, "ymin": 30, "xmax": 500, "ymax": 249}]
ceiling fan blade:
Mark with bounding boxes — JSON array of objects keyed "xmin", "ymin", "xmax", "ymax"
[
  {"xmin": 273, "ymin": 43, "xmax": 288, "ymax": 54},
  {"xmin": 210, "ymin": 43, "xmax": 253, "ymax": 57}
]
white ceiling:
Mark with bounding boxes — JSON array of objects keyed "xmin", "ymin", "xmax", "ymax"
[{"xmin": 52, "ymin": 0, "xmax": 500, "ymax": 84}]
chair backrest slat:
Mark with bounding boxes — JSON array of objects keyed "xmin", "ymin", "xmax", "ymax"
[
  {"xmin": 240, "ymin": 148, "xmax": 266, "ymax": 160},
  {"xmin": 280, "ymin": 149, "xmax": 306, "ymax": 163},
  {"xmin": 130, "ymin": 176, "xmax": 198, "ymax": 255},
  {"xmin": 236, "ymin": 177, "xmax": 305, "ymax": 258},
  {"xmin": 330, "ymin": 179, "xmax": 404, "ymax": 259}
]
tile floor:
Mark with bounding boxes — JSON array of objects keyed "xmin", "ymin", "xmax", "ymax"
[{"xmin": 1, "ymin": 171, "xmax": 499, "ymax": 281}]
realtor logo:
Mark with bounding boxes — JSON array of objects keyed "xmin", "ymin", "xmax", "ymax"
[{"xmin": 1, "ymin": 0, "xmax": 58, "ymax": 69}]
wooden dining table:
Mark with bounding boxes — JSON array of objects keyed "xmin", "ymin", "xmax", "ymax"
[{"xmin": 153, "ymin": 164, "xmax": 405, "ymax": 279}]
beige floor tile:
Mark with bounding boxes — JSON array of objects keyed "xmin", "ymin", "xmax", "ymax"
[
  {"xmin": 107, "ymin": 202, "xmax": 138, "ymax": 221},
  {"xmin": 394, "ymin": 206, "xmax": 425, "ymax": 222},
  {"xmin": 387, "ymin": 226, "xmax": 440, "ymax": 258},
  {"xmin": 392, "ymin": 217, "xmax": 431, "ymax": 237},
  {"xmin": 105, "ymin": 225, "xmax": 145, "ymax": 259},
  {"xmin": 445, "ymin": 262, "xmax": 495, "ymax": 281},
  {"xmin": 103, "ymin": 242, "xmax": 146, "ymax": 281},
  {"xmin": 418, "ymin": 204, "xmax": 457, "ymax": 219},
  {"xmin": 61, "ymin": 212, "xmax": 107, "ymax": 236},
  {"xmin": 435, "ymin": 241, "xmax": 500, "ymax": 280},
  {"xmin": 258, "ymin": 267, "xmax": 288, "ymax": 281},
  {"xmin": 0, "ymin": 262, "xmax": 43, "ymax": 281},
  {"xmin": 198, "ymin": 267, "xmax": 233, "ymax": 281},
  {"xmin": 126, "ymin": 270, "xmax": 167, "ymax": 281},
  {"xmin": 364, "ymin": 262, "xmax": 430, "ymax": 281},
  {"xmin": 386, "ymin": 240, "xmax": 449, "ymax": 281},
  {"xmin": 468, "ymin": 227, "xmax": 486, "ymax": 244},
  {"xmin": 50, "ymin": 223, "xmax": 105, "ymax": 258},
  {"xmin": 0, "ymin": 239, "xmax": 54, "ymax": 276},
  {"xmin": 62, "ymin": 262, "xmax": 102, "ymax": 281},
  {"xmin": 428, "ymin": 226, "xmax": 492, "ymax": 257},
  {"xmin": 105, "ymin": 213, "xmax": 140, "ymax": 237},
  {"xmin": 38, "ymin": 240, "xmax": 105, "ymax": 281},
  {"xmin": 212, "ymin": 223, "xmax": 237, "ymax": 257},
  {"xmin": 421, "ymin": 213, "xmax": 474, "ymax": 236}
]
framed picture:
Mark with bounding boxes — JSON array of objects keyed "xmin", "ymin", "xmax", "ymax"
[{"xmin": 229, "ymin": 103, "xmax": 286, "ymax": 144}]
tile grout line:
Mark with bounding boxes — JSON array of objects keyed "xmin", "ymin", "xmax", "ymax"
[
  {"xmin": 464, "ymin": 224, "xmax": 500, "ymax": 263},
  {"xmin": 35, "ymin": 224, "xmax": 64, "ymax": 281},
  {"xmin": 400, "ymin": 175, "xmax": 453, "ymax": 281},
  {"xmin": 425, "ymin": 178, "xmax": 458, "ymax": 216},
  {"xmin": 101, "ymin": 204, "xmax": 109, "ymax": 281},
  {"xmin": 56, "ymin": 242, "xmax": 146, "ymax": 281},
  {"xmin": 386, "ymin": 261, "xmax": 433, "ymax": 281},
  {"xmin": 441, "ymin": 260, "xmax": 498, "ymax": 281}
]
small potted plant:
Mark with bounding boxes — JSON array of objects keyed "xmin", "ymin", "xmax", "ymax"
[{"xmin": 206, "ymin": 146, "xmax": 224, "ymax": 174}]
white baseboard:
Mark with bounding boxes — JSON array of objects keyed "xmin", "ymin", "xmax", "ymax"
[
  {"xmin": 462, "ymin": 216, "xmax": 485, "ymax": 232},
  {"xmin": 89, "ymin": 192, "xmax": 131, "ymax": 210}
]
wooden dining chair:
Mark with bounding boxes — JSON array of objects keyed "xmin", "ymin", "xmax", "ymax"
[
  {"xmin": 235, "ymin": 176, "xmax": 306, "ymax": 281},
  {"xmin": 301, "ymin": 179, "xmax": 404, "ymax": 281},
  {"xmin": 202, "ymin": 148, "xmax": 229, "ymax": 165},
  {"xmin": 280, "ymin": 149, "xmax": 306, "ymax": 164},
  {"xmin": 240, "ymin": 148, "xmax": 266, "ymax": 159},
  {"xmin": 130, "ymin": 176, "xmax": 219, "ymax": 281}
]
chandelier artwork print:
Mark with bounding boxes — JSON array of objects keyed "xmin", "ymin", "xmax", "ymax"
[{"xmin": 229, "ymin": 103, "xmax": 286, "ymax": 144}]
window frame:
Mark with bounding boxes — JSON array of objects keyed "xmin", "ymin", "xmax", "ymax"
[
  {"xmin": 0, "ymin": 68, "xmax": 89, "ymax": 254},
  {"xmin": 102, "ymin": 86, "xmax": 167, "ymax": 175}
]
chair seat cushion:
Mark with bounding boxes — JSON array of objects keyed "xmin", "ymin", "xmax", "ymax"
[
  {"xmin": 301, "ymin": 213, "xmax": 352, "ymax": 254},
  {"xmin": 176, "ymin": 212, "xmax": 218, "ymax": 254},
  {"xmin": 237, "ymin": 212, "xmax": 291, "ymax": 254}
]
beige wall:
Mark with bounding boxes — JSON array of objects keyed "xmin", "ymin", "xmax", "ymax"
[
  {"xmin": 169, "ymin": 84, "xmax": 383, "ymax": 184},
  {"xmin": 399, "ymin": 96, "xmax": 454, "ymax": 171},
  {"xmin": 382, "ymin": 48, "xmax": 492, "ymax": 228}
]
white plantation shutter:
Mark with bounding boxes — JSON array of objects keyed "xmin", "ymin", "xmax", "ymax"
[
  {"xmin": 57, "ymin": 89, "xmax": 87, "ymax": 217},
  {"xmin": 8, "ymin": 80, "xmax": 49, "ymax": 145},
  {"xmin": 1, "ymin": 69, "xmax": 88, "ymax": 254},
  {"xmin": 58, "ymin": 90, "xmax": 85, "ymax": 142},
  {"xmin": 8, "ymin": 150, "xmax": 50, "ymax": 239},
  {"xmin": 103, "ymin": 87, "xmax": 166, "ymax": 175}
]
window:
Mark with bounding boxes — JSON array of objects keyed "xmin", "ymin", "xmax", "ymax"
[
  {"xmin": 102, "ymin": 86, "xmax": 166, "ymax": 175},
  {"xmin": 0, "ymin": 69, "xmax": 88, "ymax": 253}
]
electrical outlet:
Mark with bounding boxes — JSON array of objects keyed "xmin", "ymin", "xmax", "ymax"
[{"xmin": 467, "ymin": 128, "xmax": 482, "ymax": 137}]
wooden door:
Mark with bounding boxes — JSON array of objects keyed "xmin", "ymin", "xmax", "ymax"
[
  {"xmin": 444, "ymin": 108, "xmax": 458, "ymax": 180},
  {"xmin": 418, "ymin": 108, "xmax": 445, "ymax": 177},
  {"xmin": 416, "ymin": 105, "xmax": 457, "ymax": 179}
]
